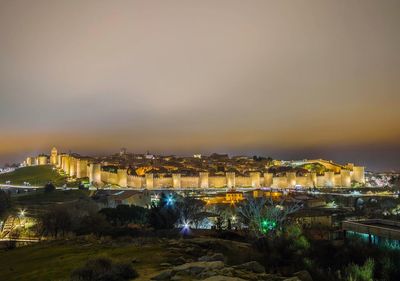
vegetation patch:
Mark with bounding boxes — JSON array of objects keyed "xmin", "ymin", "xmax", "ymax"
[{"xmin": 0, "ymin": 165, "xmax": 67, "ymax": 186}]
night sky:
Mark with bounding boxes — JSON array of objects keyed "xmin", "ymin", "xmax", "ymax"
[{"xmin": 0, "ymin": 0, "xmax": 399, "ymax": 171}]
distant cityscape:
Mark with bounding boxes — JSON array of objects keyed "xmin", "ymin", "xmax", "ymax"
[{"xmin": 21, "ymin": 147, "xmax": 370, "ymax": 189}]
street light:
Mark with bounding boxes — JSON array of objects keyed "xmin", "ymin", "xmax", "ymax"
[{"xmin": 19, "ymin": 209, "xmax": 26, "ymax": 218}]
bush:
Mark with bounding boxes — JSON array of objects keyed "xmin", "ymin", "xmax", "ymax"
[
  {"xmin": 345, "ymin": 258, "xmax": 374, "ymax": 281},
  {"xmin": 44, "ymin": 182, "xmax": 56, "ymax": 193},
  {"xmin": 39, "ymin": 205, "xmax": 72, "ymax": 237},
  {"xmin": 70, "ymin": 257, "xmax": 138, "ymax": 281},
  {"xmin": 75, "ymin": 212, "xmax": 110, "ymax": 236},
  {"xmin": 0, "ymin": 190, "xmax": 11, "ymax": 216},
  {"xmin": 100, "ymin": 205, "xmax": 149, "ymax": 226},
  {"xmin": 148, "ymin": 204, "xmax": 179, "ymax": 230}
]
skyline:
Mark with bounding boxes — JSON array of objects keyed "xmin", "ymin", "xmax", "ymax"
[{"xmin": 1, "ymin": 0, "xmax": 400, "ymax": 171}]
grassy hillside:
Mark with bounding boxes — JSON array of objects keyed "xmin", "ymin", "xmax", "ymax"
[
  {"xmin": 0, "ymin": 165, "xmax": 67, "ymax": 186},
  {"xmin": 0, "ymin": 239, "xmax": 170, "ymax": 281},
  {"xmin": 11, "ymin": 189, "xmax": 90, "ymax": 214}
]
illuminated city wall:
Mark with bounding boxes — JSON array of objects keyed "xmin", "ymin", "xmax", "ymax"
[
  {"xmin": 341, "ymin": 169, "xmax": 351, "ymax": 187},
  {"xmin": 286, "ymin": 172, "xmax": 296, "ymax": 188},
  {"xmin": 180, "ymin": 176, "xmax": 199, "ymax": 188},
  {"xmin": 296, "ymin": 176, "xmax": 310, "ymax": 187},
  {"xmin": 264, "ymin": 173, "xmax": 273, "ymax": 186},
  {"xmin": 127, "ymin": 175, "xmax": 144, "ymax": 188},
  {"xmin": 226, "ymin": 172, "xmax": 235, "ymax": 189},
  {"xmin": 50, "ymin": 147, "xmax": 58, "ymax": 165},
  {"xmin": 52, "ymin": 150, "xmax": 366, "ymax": 189},
  {"xmin": 209, "ymin": 176, "xmax": 226, "ymax": 188},
  {"xmin": 145, "ymin": 173, "xmax": 154, "ymax": 189},
  {"xmin": 76, "ymin": 159, "xmax": 88, "ymax": 178},
  {"xmin": 317, "ymin": 176, "xmax": 325, "ymax": 187},
  {"xmin": 37, "ymin": 156, "xmax": 48, "ymax": 165},
  {"xmin": 272, "ymin": 176, "xmax": 288, "ymax": 188},
  {"xmin": 154, "ymin": 176, "xmax": 173, "ymax": 188},
  {"xmin": 117, "ymin": 169, "xmax": 127, "ymax": 187},
  {"xmin": 60, "ymin": 165, "xmax": 367, "ymax": 189},
  {"xmin": 250, "ymin": 172, "xmax": 261, "ymax": 188},
  {"xmin": 199, "ymin": 172, "xmax": 209, "ymax": 188},
  {"xmin": 69, "ymin": 157, "xmax": 76, "ymax": 177},
  {"xmin": 89, "ymin": 163, "xmax": 101, "ymax": 184},
  {"xmin": 25, "ymin": 157, "xmax": 34, "ymax": 166},
  {"xmin": 236, "ymin": 176, "xmax": 251, "ymax": 187},
  {"xmin": 172, "ymin": 174, "xmax": 181, "ymax": 188},
  {"xmin": 352, "ymin": 166, "xmax": 366, "ymax": 184},
  {"xmin": 325, "ymin": 171, "xmax": 335, "ymax": 187}
]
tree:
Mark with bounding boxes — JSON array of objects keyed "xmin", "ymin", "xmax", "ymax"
[
  {"xmin": 0, "ymin": 190, "xmax": 11, "ymax": 216},
  {"xmin": 176, "ymin": 197, "xmax": 206, "ymax": 228},
  {"xmin": 100, "ymin": 205, "xmax": 149, "ymax": 226},
  {"xmin": 39, "ymin": 205, "xmax": 72, "ymax": 237},
  {"xmin": 76, "ymin": 213, "xmax": 110, "ymax": 236},
  {"xmin": 44, "ymin": 182, "xmax": 56, "ymax": 193},
  {"xmin": 237, "ymin": 197, "xmax": 302, "ymax": 238},
  {"xmin": 148, "ymin": 192, "xmax": 179, "ymax": 230}
]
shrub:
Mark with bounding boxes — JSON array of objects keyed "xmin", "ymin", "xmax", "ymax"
[
  {"xmin": 44, "ymin": 182, "xmax": 56, "ymax": 193},
  {"xmin": 345, "ymin": 258, "xmax": 374, "ymax": 281},
  {"xmin": 0, "ymin": 190, "xmax": 11, "ymax": 216},
  {"xmin": 100, "ymin": 205, "xmax": 149, "ymax": 226},
  {"xmin": 70, "ymin": 257, "xmax": 138, "ymax": 281}
]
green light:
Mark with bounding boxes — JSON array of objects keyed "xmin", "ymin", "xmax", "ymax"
[{"xmin": 261, "ymin": 219, "xmax": 277, "ymax": 233}]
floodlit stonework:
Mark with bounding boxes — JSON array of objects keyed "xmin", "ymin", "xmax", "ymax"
[{"xmin": 24, "ymin": 148, "xmax": 367, "ymax": 189}]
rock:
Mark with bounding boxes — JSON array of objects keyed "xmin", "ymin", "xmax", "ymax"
[
  {"xmin": 283, "ymin": 277, "xmax": 302, "ymax": 281},
  {"xmin": 131, "ymin": 257, "xmax": 139, "ymax": 263},
  {"xmin": 185, "ymin": 246, "xmax": 195, "ymax": 253},
  {"xmin": 174, "ymin": 256, "xmax": 187, "ymax": 265},
  {"xmin": 202, "ymin": 276, "xmax": 247, "ymax": 281},
  {"xmin": 160, "ymin": 263, "xmax": 172, "ymax": 267},
  {"xmin": 172, "ymin": 261, "xmax": 225, "ymax": 275},
  {"xmin": 168, "ymin": 247, "xmax": 182, "ymax": 252},
  {"xmin": 199, "ymin": 253, "xmax": 225, "ymax": 262},
  {"xmin": 256, "ymin": 273, "xmax": 282, "ymax": 281},
  {"xmin": 219, "ymin": 267, "xmax": 235, "ymax": 276},
  {"xmin": 233, "ymin": 261, "xmax": 265, "ymax": 273},
  {"xmin": 293, "ymin": 271, "xmax": 313, "ymax": 281},
  {"xmin": 170, "ymin": 276, "xmax": 182, "ymax": 281},
  {"xmin": 151, "ymin": 269, "xmax": 173, "ymax": 280},
  {"xmin": 197, "ymin": 269, "xmax": 219, "ymax": 279},
  {"xmin": 231, "ymin": 269, "xmax": 259, "ymax": 280}
]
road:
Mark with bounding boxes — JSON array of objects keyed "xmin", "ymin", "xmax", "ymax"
[{"xmin": 1, "ymin": 183, "xmax": 398, "ymax": 198}]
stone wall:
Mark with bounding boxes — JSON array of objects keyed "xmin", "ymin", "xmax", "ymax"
[
  {"xmin": 57, "ymin": 153, "xmax": 365, "ymax": 189},
  {"xmin": 180, "ymin": 176, "xmax": 199, "ymax": 188},
  {"xmin": 236, "ymin": 176, "xmax": 251, "ymax": 187},
  {"xmin": 127, "ymin": 175, "xmax": 144, "ymax": 188},
  {"xmin": 209, "ymin": 176, "xmax": 226, "ymax": 188}
]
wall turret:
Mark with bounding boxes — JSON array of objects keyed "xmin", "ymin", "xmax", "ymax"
[
  {"xmin": 76, "ymin": 159, "xmax": 88, "ymax": 178},
  {"xmin": 172, "ymin": 174, "xmax": 181, "ymax": 188},
  {"xmin": 199, "ymin": 172, "xmax": 209, "ymax": 188},
  {"xmin": 286, "ymin": 172, "xmax": 297, "ymax": 188},
  {"xmin": 226, "ymin": 172, "xmax": 235, "ymax": 189},
  {"xmin": 250, "ymin": 172, "xmax": 261, "ymax": 188},
  {"xmin": 324, "ymin": 171, "xmax": 335, "ymax": 187},
  {"xmin": 89, "ymin": 163, "xmax": 101, "ymax": 184},
  {"xmin": 117, "ymin": 168, "xmax": 128, "ymax": 187},
  {"xmin": 145, "ymin": 173, "xmax": 154, "ymax": 189},
  {"xmin": 352, "ymin": 166, "xmax": 365, "ymax": 184},
  {"xmin": 50, "ymin": 147, "xmax": 58, "ymax": 165},
  {"xmin": 341, "ymin": 169, "xmax": 351, "ymax": 187},
  {"xmin": 264, "ymin": 173, "xmax": 273, "ymax": 187}
]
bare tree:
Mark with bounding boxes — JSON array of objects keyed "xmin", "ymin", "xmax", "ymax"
[
  {"xmin": 177, "ymin": 197, "xmax": 206, "ymax": 228},
  {"xmin": 237, "ymin": 197, "xmax": 302, "ymax": 238}
]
